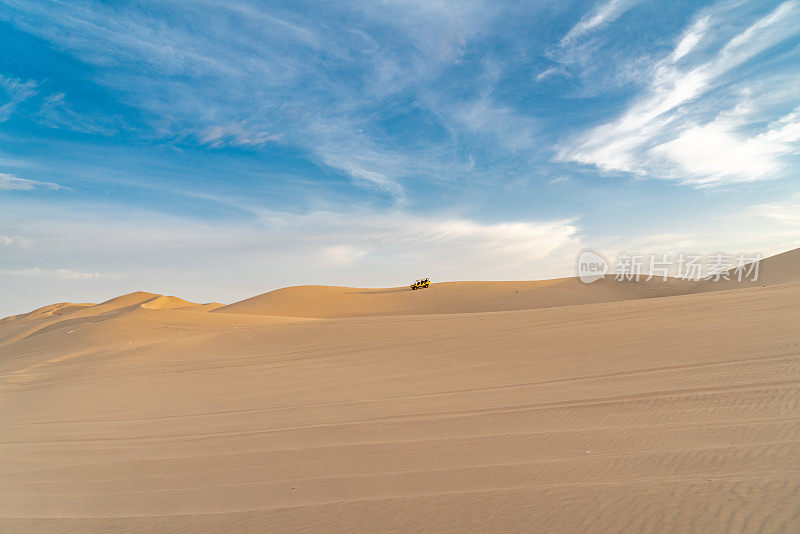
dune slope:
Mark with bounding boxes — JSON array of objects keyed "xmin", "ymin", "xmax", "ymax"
[
  {"xmin": 0, "ymin": 292, "xmax": 223, "ymax": 341},
  {"xmin": 216, "ymin": 248, "xmax": 799, "ymax": 319},
  {"xmin": 1, "ymin": 277, "xmax": 799, "ymax": 531},
  {"xmin": 696, "ymin": 247, "xmax": 800, "ymax": 291},
  {"xmin": 215, "ymin": 277, "xmax": 703, "ymax": 318}
]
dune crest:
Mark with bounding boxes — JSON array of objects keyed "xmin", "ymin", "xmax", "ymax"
[
  {"xmin": 0, "ymin": 302, "xmax": 93, "ymax": 325},
  {"xmin": 0, "ymin": 292, "xmax": 226, "ymax": 346},
  {"xmin": 697, "ymin": 247, "xmax": 800, "ymax": 291},
  {"xmin": 213, "ymin": 277, "xmax": 698, "ymax": 318},
  {"xmin": 3, "ymin": 248, "xmax": 798, "ymax": 325},
  {"xmin": 215, "ymin": 248, "xmax": 800, "ymax": 319},
  {"xmin": 139, "ymin": 295, "xmax": 195, "ymax": 309}
]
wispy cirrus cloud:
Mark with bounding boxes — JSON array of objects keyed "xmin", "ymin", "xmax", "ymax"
[
  {"xmin": 198, "ymin": 122, "xmax": 283, "ymax": 148},
  {"xmin": 0, "ymin": 173, "xmax": 65, "ymax": 191},
  {"xmin": 560, "ymin": 0, "xmax": 642, "ymax": 46},
  {"xmin": 0, "ymin": 0, "xmax": 533, "ymax": 197},
  {"xmin": 33, "ymin": 92, "xmax": 117, "ymax": 134},
  {"xmin": 559, "ymin": 0, "xmax": 800, "ymax": 185},
  {"xmin": 537, "ymin": 0, "xmax": 643, "ymax": 82},
  {"xmin": 448, "ymin": 93, "xmax": 539, "ymax": 152},
  {"xmin": 751, "ymin": 194, "xmax": 800, "ymax": 225},
  {"xmin": 1, "ymin": 75, "xmax": 116, "ymax": 135},
  {"xmin": 0, "ymin": 75, "xmax": 37, "ymax": 121},
  {"xmin": 669, "ymin": 15, "xmax": 711, "ymax": 63}
]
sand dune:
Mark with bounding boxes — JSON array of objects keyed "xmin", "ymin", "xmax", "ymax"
[
  {"xmin": 216, "ymin": 247, "xmax": 799, "ymax": 318},
  {"xmin": 1, "ymin": 249, "xmax": 799, "ymax": 532},
  {"xmin": 5, "ymin": 248, "xmax": 795, "ymax": 326},
  {"xmin": 214, "ymin": 277, "xmax": 703, "ymax": 318},
  {"xmin": 0, "ymin": 302, "xmax": 93, "ymax": 326},
  {"xmin": 0, "ymin": 292, "xmax": 223, "ymax": 349},
  {"xmin": 696, "ymin": 247, "xmax": 800, "ymax": 291},
  {"xmin": 214, "ymin": 270, "xmax": 713, "ymax": 318},
  {"xmin": 92, "ymin": 291, "xmax": 222, "ymax": 312}
]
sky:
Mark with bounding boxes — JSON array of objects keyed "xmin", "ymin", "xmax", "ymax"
[{"xmin": 1, "ymin": 0, "xmax": 799, "ymax": 316}]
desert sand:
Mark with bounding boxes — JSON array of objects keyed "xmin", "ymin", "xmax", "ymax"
[{"xmin": 1, "ymin": 249, "xmax": 799, "ymax": 532}]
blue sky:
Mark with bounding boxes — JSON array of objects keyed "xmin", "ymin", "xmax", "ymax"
[{"xmin": 1, "ymin": 0, "xmax": 799, "ymax": 315}]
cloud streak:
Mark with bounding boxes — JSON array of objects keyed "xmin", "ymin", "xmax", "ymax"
[
  {"xmin": 538, "ymin": 0, "xmax": 643, "ymax": 84},
  {"xmin": 0, "ymin": 1, "xmax": 536, "ymax": 197},
  {"xmin": 560, "ymin": 0, "xmax": 642, "ymax": 46},
  {"xmin": 0, "ymin": 173, "xmax": 65, "ymax": 191},
  {"xmin": 559, "ymin": 1, "xmax": 800, "ymax": 185},
  {"xmin": 0, "ymin": 75, "xmax": 37, "ymax": 121},
  {"xmin": 33, "ymin": 92, "xmax": 117, "ymax": 134}
]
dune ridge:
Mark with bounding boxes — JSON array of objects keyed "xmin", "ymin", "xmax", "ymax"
[
  {"xmin": 214, "ymin": 247, "xmax": 799, "ymax": 319},
  {"xmin": 3, "ymin": 248, "xmax": 797, "ymax": 325}
]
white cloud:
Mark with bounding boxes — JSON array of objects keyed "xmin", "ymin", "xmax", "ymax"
[
  {"xmin": 559, "ymin": 1, "xmax": 800, "ymax": 185},
  {"xmin": 560, "ymin": 0, "xmax": 641, "ymax": 46},
  {"xmin": 450, "ymin": 94, "xmax": 538, "ymax": 151},
  {"xmin": 649, "ymin": 105, "xmax": 800, "ymax": 185},
  {"xmin": 308, "ymin": 127, "xmax": 409, "ymax": 197},
  {"xmin": 351, "ymin": 0, "xmax": 496, "ymax": 63},
  {"xmin": 321, "ymin": 245, "xmax": 368, "ymax": 266},
  {"xmin": 312, "ymin": 141, "xmax": 407, "ymax": 197},
  {"xmin": 0, "ymin": 1, "xmax": 530, "ymax": 198},
  {"xmin": 538, "ymin": 0, "xmax": 642, "ymax": 83},
  {"xmin": 199, "ymin": 122, "xmax": 283, "ymax": 148},
  {"xmin": 420, "ymin": 218, "xmax": 579, "ymax": 270},
  {"xmin": 273, "ymin": 210, "xmax": 582, "ymax": 279},
  {"xmin": 0, "ymin": 173, "xmax": 65, "ymax": 191},
  {"xmin": 0, "ymin": 75, "xmax": 38, "ymax": 121},
  {"xmin": 751, "ymin": 194, "xmax": 800, "ymax": 225},
  {"xmin": 33, "ymin": 92, "xmax": 117, "ymax": 134},
  {"xmin": 535, "ymin": 66, "xmax": 562, "ymax": 82},
  {"xmin": 670, "ymin": 16, "xmax": 710, "ymax": 63}
]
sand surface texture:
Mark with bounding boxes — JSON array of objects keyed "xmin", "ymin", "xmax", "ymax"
[{"xmin": 1, "ymin": 250, "xmax": 799, "ymax": 532}]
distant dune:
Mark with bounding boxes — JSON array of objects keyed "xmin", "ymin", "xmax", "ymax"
[
  {"xmin": 215, "ymin": 247, "xmax": 798, "ymax": 318},
  {"xmin": 1, "ymin": 248, "xmax": 799, "ymax": 532},
  {"xmin": 696, "ymin": 247, "xmax": 800, "ymax": 291},
  {"xmin": 212, "ymin": 277, "xmax": 698, "ymax": 318},
  {"xmin": 4, "ymin": 248, "xmax": 796, "ymax": 325}
]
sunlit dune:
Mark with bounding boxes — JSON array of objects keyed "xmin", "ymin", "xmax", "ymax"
[{"xmin": 1, "ymin": 249, "xmax": 799, "ymax": 532}]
